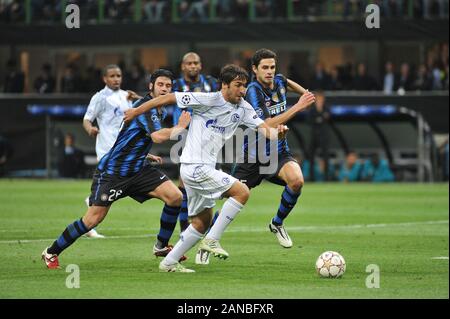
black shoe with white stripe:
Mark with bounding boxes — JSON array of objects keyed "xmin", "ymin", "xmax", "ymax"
[{"xmin": 269, "ymin": 222, "xmax": 293, "ymax": 248}]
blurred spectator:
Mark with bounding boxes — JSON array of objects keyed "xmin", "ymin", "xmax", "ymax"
[
  {"xmin": 308, "ymin": 91, "xmax": 332, "ymax": 181},
  {"xmin": 382, "ymin": 0, "xmax": 405, "ymax": 17},
  {"xmin": 3, "ymin": 59, "xmax": 25, "ymax": 93},
  {"xmin": 438, "ymin": 138, "xmax": 449, "ymax": 181},
  {"xmin": 105, "ymin": 0, "xmax": 133, "ymax": 22},
  {"xmin": 287, "ymin": 64, "xmax": 305, "ymax": 87},
  {"xmin": 353, "ymin": 63, "xmax": 378, "ymax": 90},
  {"xmin": 383, "ymin": 61, "xmax": 397, "ymax": 94},
  {"xmin": 83, "ymin": 66, "xmax": 104, "ymax": 93},
  {"xmin": 0, "ymin": 0, "xmax": 24, "ymax": 23},
  {"xmin": 423, "ymin": 0, "xmax": 449, "ymax": 18},
  {"xmin": 302, "ymin": 159, "xmax": 336, "ymax": 182},
  {"xmin": 234, "ymin": 0, "xmax": 249, "ymax": 21},
  {"xmin": 361, "ymin": 154, "xmax": 395, "ymax": 182},
  {"xmin": 309, "ymin": 62, "xmax": 331, "ymax": 90},
  {"xmin": 31, "ymin": 0, "xmax": 58, "ymax": 22},
  {"xmin": 182, "ymin": 0, "xmax": 209, "ymax": 22},
  {"xmin": 126, "ymin": 61, "xmax": 147, "ymax": 93},
  {"xmin": 343, "ymin": 0, "xmax": 364, "ymax": 19},
  {"xmin": 0, "ymin": 134, "xmax": 13, "ymax": 177},
  {"xmin": 34, "ymin": 63, "xmax": 56, "ymax": 93},
  {"xmin": 60, "ymin": 64, "xmax": 82, "ymax": 93},
  {"xmin": 216, "ymin": 0, "xmax": 232, "ymax": 20},
  {"xmin": 58, "ymin": 133, "xmax": 85, "ymax": 178},
  {"xmin": 412, "ymin": 64, "xmax": 432, "ymax": 90},
  {"xmin": 255, "ymin": 0, "xmax": 272, "ymax": 19},
  {"xmin": 338, "ymin": 151, "xmax": 362, "ymax": 182},
  {"xmin": 329, "ymin": 66, "xmax": 344, "ymax": 90},
  {"xmin": 397, "ymin": 62, "xmax": 414, "ymax": 92},
  {"xmin": 144, "ymin": 0, "xmax": 168, "ymax": 23}
]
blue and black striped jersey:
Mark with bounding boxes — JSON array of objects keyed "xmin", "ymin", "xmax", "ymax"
[
  {"xmin": 172, "ymin": 74, "xmax": 219, "ymax": 125},
  {"xmin": 97, "ymin": 94, "xmax": 166, "ymax": 177},
  {"xmin": 244, "ymin": 74, "xmax": 289, "ymax": 157}
]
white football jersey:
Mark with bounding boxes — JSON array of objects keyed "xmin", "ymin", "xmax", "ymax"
[
  {"xmin": 83, "ymin": 86, "xmax": 132, "ymax": 161},
  {"xmin": 175, "ymin": 91, "xmax": 265, "ymax": 165}
]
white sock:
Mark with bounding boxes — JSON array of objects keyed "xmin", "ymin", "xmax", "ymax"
[
  {"xmin": 206, "ymin": 197, "xmax": 243, "ymax": 241},
  {"xmin": 163, "ymin": 225, "xmax": 203, "ymax": 265}
]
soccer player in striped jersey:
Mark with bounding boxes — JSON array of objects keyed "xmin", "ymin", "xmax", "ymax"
[
  {"xmin": 123, "ymin": 65, "xmax": 290, "ymax": 272},
  {"xmin": 41, "ymin": 69, "xmax": 190, "ymax": 269},
  {"xmin": 172, "ymin": 52, "xmax": 219, "ymax": 233},
  {"xmin": 195, "ymin": 49, "xmax": 315, "ymax": 264},
  {"xmin": 82, "ymin": 64, "xmax": 139, "ymax": 238}
]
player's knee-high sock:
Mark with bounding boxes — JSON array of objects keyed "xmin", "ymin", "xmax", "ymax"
[
  {"xmin": 206, "ymin": 198, "xmax": 243, "ymax": 241},
  {"xmin": 156, "ymin": 204, "xmax": 181, "ymax": 248},
  {"xmin": 163, "ymin": 225, "xmax": 203, "ymax": 265},
  {"xmin": 272, "ymin": 186, "xmax": 301, "ymax": 226},
  {"xmin": 178, "ymin": 187, "xmax": 189, "ymax": 232},
  {"xmin": 47, "ymin": 218, "xmax": 90, "ymax": 255}
]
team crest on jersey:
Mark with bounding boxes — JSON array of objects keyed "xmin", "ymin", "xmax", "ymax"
[
  {"xmin": 231, "ymin": 113, "xmax": 240, "ymax": 123},
  {"xmin": 113, "ymin": 107, "xmax": 123, "ymax": 116},
  {"xmin": 181, "ymin": 95, "xmax": 191, "ymax": 105},
  {"xmin": 256, "ymin": 108, "xmax": 264, "ymax": 117},
  {"xmin": 101, "ymin": 194, "xmax": 108, "ymax": 201},
  {"xmin": 272, "ymin": 93, "xmax": 280, "ymax": 103},
  {"xmin": 151, "ymin": 114, "xmax": 159, "ymax": 122},
  {"xmin": 222, "ymin": 177, "xmax": 230, "ymax": 185}
]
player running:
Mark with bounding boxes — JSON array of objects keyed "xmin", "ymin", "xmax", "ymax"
[
  {"xmin": 42, "ymin": 69, "xmax": 190, "ymax": 269},
  {"xmin": 82, "ymin": 64, "xmax": 139, "ymax": 238},
  {"xmin": 123, "ymin": 64, "xmax": 291, "ymax": 273},
  {"xmin": 196, "ymin": 49, "xmax": 315, "ymax": 264},
  {"xmin": 171, "ymin": 52, "xmax": 219, "ymax": 233}
]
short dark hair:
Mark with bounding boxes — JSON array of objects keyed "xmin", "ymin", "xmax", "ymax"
[
  {"xmin": 219, "ymin": 64, "xmax": 249, "ymax": 85},
  {"xmin": 102, "ymin": 64, "xmax": 121, "ymax": 76},
  {"xmin": 251, "ymin": 48, "xmax": 277, "ymax": 68},
  {"xmin": 149, "ymin": 69, "xmax": 174, "ymax": 87}
]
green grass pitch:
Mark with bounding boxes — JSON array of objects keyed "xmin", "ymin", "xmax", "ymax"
[{"xmin": 0, "ymin": 180, "xmax": 448, "ymax": 298}]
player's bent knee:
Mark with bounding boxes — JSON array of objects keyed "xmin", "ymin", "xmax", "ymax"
[
  {"xmin": 288, "ymin": 178, "xmax": 304, "ymax": 193},
  {"xmin": 166, "ymin": 191, "xmax": 183, "ymax": 207}
]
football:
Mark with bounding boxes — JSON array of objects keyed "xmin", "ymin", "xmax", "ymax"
[{"xmin": 315, "ymin": 251, "xmax": 346, "ymax": 278}]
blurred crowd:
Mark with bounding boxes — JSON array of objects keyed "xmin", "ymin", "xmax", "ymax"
[
  {"xmin": 2, "ymin": 42, "xmax": 447, "ymax": 94},
  {"xmin": 293, "ymin": 43, "xmax": 449, "ymax": 92},
  {"xmin": 0, "ymin": 0, "xmax": 448, "ymax": 24}
]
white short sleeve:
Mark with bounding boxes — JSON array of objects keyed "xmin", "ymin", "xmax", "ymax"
[
  {"xmin": 83, "ymin": 92, "xmax": 103, "ymax": 122},
  {"xmin": 240, "ymin": 101, "xmax": 265, "ymax": 130},
  {"xmin": 175, "ymin": 92, "xmax": 219, "ymax": 110}
]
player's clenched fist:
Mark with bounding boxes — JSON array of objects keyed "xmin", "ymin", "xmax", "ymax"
[
  {"xmin": 123, "ymin": 108, "xmax": 138, "ymax": 123},
  {"xmin": 295, "ymin": 91, "xmax": 316, "ymax": 112}
]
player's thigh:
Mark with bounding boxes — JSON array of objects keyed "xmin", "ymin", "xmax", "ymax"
[
  {"xmin": 278, "ymin": 160, "xmax": 304, "ymax": 186},
  {"xmin": 148, "ymin": 180, "xmax": 183, "ymax": 206}
]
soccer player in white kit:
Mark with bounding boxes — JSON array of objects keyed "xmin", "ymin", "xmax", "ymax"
[
  {"xmin": 82, "ymin": 64, "xmax": 135, "ymax": 238},
  {"xmin": 124, "ymin": 65, "xmax": 289, "ymax": 272}
]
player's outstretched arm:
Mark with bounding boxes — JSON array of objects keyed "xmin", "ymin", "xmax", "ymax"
[
  {"xmin": 264, "ymin": 91, "xmax": 316, "ymax": 128},
  {"xmin": 124, "ymin": 93, "xmax": 177, "ymax": 123},
  {"xmin": 258, "ymin": 122, "xmax": 289, "ymax": 141},
  {"xmin": 150, "ymin": 111, "xmax": 191, "ymax": 144},
  {"xmin": 287, "ymin": 78, "xmax": 308, "ymax": 95}
]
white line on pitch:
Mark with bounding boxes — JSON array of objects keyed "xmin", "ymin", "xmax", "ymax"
[
  {"xmin": 431, "ymin": 257, "xmax": 449, "ymax": 260},
  {"xmin": 0, "ymin": 220, "xmax": 447, "ymax": 245}
]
